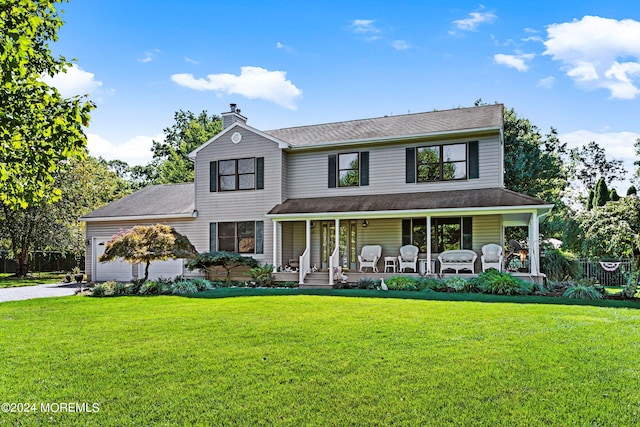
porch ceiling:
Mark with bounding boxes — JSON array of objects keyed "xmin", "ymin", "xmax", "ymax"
[{"xmin": 267, "ymin": 188, "xmax": 553, "ymax": 220}]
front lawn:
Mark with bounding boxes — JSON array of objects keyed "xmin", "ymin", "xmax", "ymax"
[
  {"xmin": 1, "ymin": 294, "xmax": 639, "ymax": 426},
  {"xmin": 0, "ymin": 272, "xmax": 66, "ymax": 288}
]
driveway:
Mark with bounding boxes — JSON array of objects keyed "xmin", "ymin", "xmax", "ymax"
[{"xmin": 0, "ymin": 283, "xmax": 80, "ymax": 303}]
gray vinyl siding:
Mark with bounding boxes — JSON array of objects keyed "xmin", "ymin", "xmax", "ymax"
[
  {"xmin": 472, "ymin": 215, "xmax": 503, "ymax": 251},
  {"xmin": 84, "ymin": 218, "xmax": 198, "ymax": 281},
  {"xmin": 193, "ymin": 127, "xmax": 284, "ymax": 264},
  {"xmin": 287, "ymin": 135, "xmax": 502, "ymax": 199}
]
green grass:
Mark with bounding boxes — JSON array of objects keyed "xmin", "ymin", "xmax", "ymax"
[
  {"xmin": 1, "ymin": 294, "xmax": 640, "ymax": 426},
  {"xmin": 0, "ymin": 272, "xmax": 67, "ymax": 288}
]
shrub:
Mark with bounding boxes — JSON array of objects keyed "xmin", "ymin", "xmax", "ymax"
[
  {"xmin": 189, "ymin": 277, "xmax": 213, "ymax": 292},
  {"xmin": 385, "ymin": 276, "xmax": 418, "ymax": 291},
  {"xmin": 170, "ymin": 281, "xmax": 199, "ymax": 295},
  {"xmin": 562, "ymin": 283, "xmax": 603, "ymax": 299},
  {"xmin": 476, "ymin": 270, "xmax": 532, "ymax": 295},
  {"xmin": 139, "ymin": 280, "xmax": 167, "ymax": 296},
  {"xmin": 90, "ymin": 283, "xmax": 110, "ymax": 297},
  {"xmin": 355, "ymin": 278, "xmax": 380, "ymax": 290},
  {"xmin": 277, "ymin": 281, "xmax": 299, "ymax": 288},
  {"xmin": 541, "ymin": 249, "xmax": 581, "ymax": 281},
  {"xmin": 112, "ymin": 282, "xmax": 130, "ymax": 296},
  {"xmin": 416, "ymin": 277, "xmax": 448, "ymax": 292},
  {"xmin": 444, "ymin": 276, "xmax": 469, "ymax": 292},
  {"xmin": 622, "ymin": 271, "xmax": 639, "ymax": 298},
  {"xmin": 249, "ymin": 264, "xmax": 275, "ymax": 287}
]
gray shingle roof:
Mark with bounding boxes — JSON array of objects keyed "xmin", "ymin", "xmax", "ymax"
[
  {"xmin": 265, "ymin": 104, "xmax": 503, "ymax": 146},
  {"xmin": 82, "ymin": 183, "xmax": 195, "ymax": 219},
  {"xmin": 268, "ymin": 188, "xmax": 550, "ymax": 215}
]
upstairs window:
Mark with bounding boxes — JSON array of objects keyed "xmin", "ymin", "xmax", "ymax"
[
  {"xmin": 328, "ymin": 152, "xmax": 369, "ymax": 188},
  {"xmin": 406, "ymin": 142, "xmax": 478, "ymax": 183},
  {"xmin": 417, "ymin": 143, "xmax": 467, "ymax": 182},
  {"xmin": 210, "ymin": 157, "xmax": 264, "ymax": 192}
]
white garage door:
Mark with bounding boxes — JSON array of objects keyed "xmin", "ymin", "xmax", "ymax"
[
  {"xmin": 138, "ymin": 259, "xmax": 184, "ymax": 281},
  {"xmin": 94, "ymin": 238, "xmax": 133, "ymax": 282}
]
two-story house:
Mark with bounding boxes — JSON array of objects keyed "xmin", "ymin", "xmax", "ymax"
[{"xmin": 82, "ymin": 103, "xmax": 552, "ymax": 284}]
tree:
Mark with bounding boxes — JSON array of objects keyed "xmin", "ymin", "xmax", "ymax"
[
  {"xmin": 1, "ymin": 0, "xmax": 95, "ymax": 209},
  {"xmin": 151, "ymin": 110, "xmax": 222, "ymax": 184},
  {"xmin": 592, "ymin": 177, "xmax": 610, "ymax": 208},
  {"xmin": 609, "ymin": 188, "xmax": 620, "ymax": 202},
  {"xmin": 577, "ymin": 197, "xmax": 640, "ymax": 258},
  {"xmin": 99, "ymin": 224, "xmax": 197, "ymax": 282},
  {"xmin": 0, "ymin": 156, "xmax": 129, "ymax": 275},
  {"xmin": 185, "ymin": 251, "xmax": 259, "ymax": 282},
  {"xmin": 569, "ymin": 141, "xmax": 627, "ymax": 191},
  {"xmin": 628, "ymin": 186, "xmax": 637, "ymax": 196}
]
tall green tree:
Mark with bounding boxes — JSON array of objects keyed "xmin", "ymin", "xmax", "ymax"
[
  {"xmin": 592, "ymin": 177, "xmax": 610, "ymax": 208},
  {"xmin": 569, "ymin": 141, "xmax": 627, "ymax": 191},
  {"xmin": 500, "ymin": 105, "xmax": 569, "ymax": 240},
  {"xmin": 0, "ymin": 157, "xmax": 128, "ymax": 275},
  {"xmin": 151, "ymin": 110, "xmax": 222, "ymax": 184},
  {"xmin": 0, "ymin": 0, "xmax": 94, "ymax": 209}
]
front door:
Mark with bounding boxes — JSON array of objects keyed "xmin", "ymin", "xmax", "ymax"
[{"xmin": 320, "ymin": 220, "xmax": 357, "ymax": 270}]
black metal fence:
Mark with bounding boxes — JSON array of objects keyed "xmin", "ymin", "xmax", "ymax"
[
  {"xmin": 0, "ymin": 251, "xmax": 83, "ymax": 274},
  {"xmin": 578, "ymin": 258, "xmax": 634, "ymax": 287}
]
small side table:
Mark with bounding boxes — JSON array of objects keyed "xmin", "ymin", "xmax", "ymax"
[{"xmin": 384, "ymin": 257, "xmax": 397, "ymax": 273}]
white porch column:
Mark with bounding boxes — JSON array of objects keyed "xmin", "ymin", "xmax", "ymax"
[
  {"xmin": 529, "ymin": 211, "xmax": 540, "ymax": 275},
  {"xmin": 334, "ymin": 218, "xmax": 340, "ymax": 263},
  {"xmin": 426, "ymin": 216, "xmax": 432, "ymax": 274},
  {"xmin": 272, "ymin": 220, "xmax": 278, "ymax": 271},
  {"xmin": 305, "ymin": 220, "xmax": 312, "ymax": 270}
]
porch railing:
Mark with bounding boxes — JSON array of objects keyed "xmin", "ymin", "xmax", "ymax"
[
  {"xmin": 299, "ymin": 248, "xmax": 310, "ymax": 284},
  {"xmin": 328, "ymin": 247, "xmax": 339, "ymax": 286}
]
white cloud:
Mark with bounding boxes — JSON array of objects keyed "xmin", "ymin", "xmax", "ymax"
[
  {"xmin": 276, "ymin": 41, "xmax": 294, "ymax": 53},
  {"xmin": 543, "ymin": 16, "xmax": 640, "ymax": 99},
  {"xmin": 352, "ymin": 19, "xmax": 380, "ymax": 34},
  {"xmin": 184, "ymin": 57, "xmax": 199, "ymax": 65},
  {"xmin": 138, "ymin": 49, "xmax": 160, "ymax": 63},
  {"xmin": 391, "ymin": 40, "xmax": 410, "ymax": 50},
  {"xmin": 87, "ymin": 132, "xmax": 163, "ymax": 166},
  {"xmin": 451, "ymin": 10, "xmax": 497, "ymax": 33},
  {"xmin": 41, "ymin": 64, "xmax": 103, "ymax": 98},
  {"xmin": 171, "ymin": 66, "xmax": 302, "ymax": 110},
  {"xmin": 537, "ymin": 76, "xmax": 555, "ymax": 88},
  {"xmin": 494, "ymin": 53, "xmax": 535, "ymax": 71}
]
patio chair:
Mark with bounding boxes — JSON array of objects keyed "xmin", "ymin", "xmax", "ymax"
[
  {"xmin": 358, "ymin": 245, "xmax": 382, "ymax": 272},
  {"xmin": 481, "ymin": 243, "xmax": 503, "ymax": 272},
  {"xmin": 398, "ymin": 245, "xmax": 419, "ymax": 273}
]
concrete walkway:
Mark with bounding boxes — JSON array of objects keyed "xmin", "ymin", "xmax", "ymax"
[{"xmin": 0, "ymin": 283, "xmax": 80, "ymax": 303}]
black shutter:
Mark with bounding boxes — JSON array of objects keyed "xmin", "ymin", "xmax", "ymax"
[
  {"xmin": 328, "ymin": 154, "xmax": 337, "ymax": 188},
  {"xmin": 255, "ymin": 221, "xmax": 264, "ymax": 254},
  {"xmin": 360, "ymin": 151, "xmax": 369, "ymax": 186},
  {"xmin": 256, "ymin": 157, "xmax": 264, "ymax": 189},
  {"xmin": 209, "ymin": 161, "xmax": 217, "ymax": 192},
  {"xmin": 209, "ymin": 223, "xmax": 217, "ymax": 252},
  {"xmin": 406, "ymin": 148, "xmax": 416, "ymax": 183},
  {"xmin": 402, "ymin": 219, "xmax": 412, "ymax": 246},
  {"xmin": 468, "ymin": 141, "xmax": 479, "ymax": 179},
  {"xmin": 462, "ymin": 217, "xmax": 473, "ymax": 250}
]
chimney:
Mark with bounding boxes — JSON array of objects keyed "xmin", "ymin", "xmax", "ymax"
[{"xmin": 221, "ymin": 103, "xmax": 247, "ymax": 129}]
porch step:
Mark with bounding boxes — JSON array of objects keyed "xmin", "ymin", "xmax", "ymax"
[{"xmin": 300, "ymin": 272, "xmax": 333, "ymax": 289}]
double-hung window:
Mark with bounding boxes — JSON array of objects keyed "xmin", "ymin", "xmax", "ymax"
[
  {"xmin": 209, "ymin": 157, "xmax": 264, "ymax": 192},
  {"xmin": 210, "ymin": 221, "xmax": 264, "ymax": 254},
  {"xmin": 328, "ymin": 152, "xmax": 369, "ymax": 188}
]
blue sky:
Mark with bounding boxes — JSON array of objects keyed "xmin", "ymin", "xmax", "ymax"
[{"xmin": 47, "ymin": 0, "xmax": 640, "ymax": 190}]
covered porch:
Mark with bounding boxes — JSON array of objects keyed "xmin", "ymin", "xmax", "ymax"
[{"xmin": 266, "ymin": 189, "xmax": 553, "ymax": 287}]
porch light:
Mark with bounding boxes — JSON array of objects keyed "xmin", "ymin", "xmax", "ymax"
[
  {"xmin": 310, "ymin": 221, "xmax": 315, "ymax": 228},
  {"xmin": 362, "ymin": 220, "xmax": 368, "ymax": 228}
]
